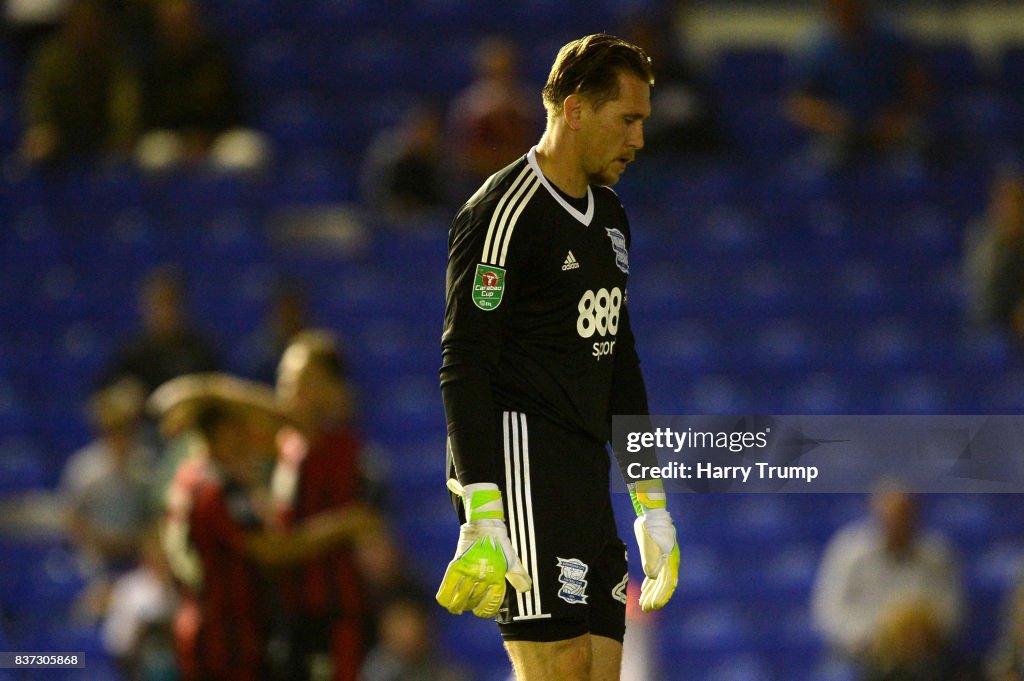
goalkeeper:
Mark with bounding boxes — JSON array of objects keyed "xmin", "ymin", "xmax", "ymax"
[{"xmin": 437, "ymin": 33, "xmax": 679, "ymax": 681}]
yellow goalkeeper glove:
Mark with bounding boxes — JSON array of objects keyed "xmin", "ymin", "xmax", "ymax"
[
  {"xmin": 436, "ymin": 480, "xmax": 531, "ymax": 618},
  {"xmin": 630, "ymin": 479, "xmax": 679, "ymax": 612}
]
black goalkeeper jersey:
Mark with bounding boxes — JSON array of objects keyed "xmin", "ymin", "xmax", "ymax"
[{"xmin": 440, "ymin": 147, "xmax": 651, "ymax": 485}]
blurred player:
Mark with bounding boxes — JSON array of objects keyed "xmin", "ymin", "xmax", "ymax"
[
  {"xmin": 157, "ymin": 376, "xmax": 375, "ymax": 681},
  {"xmin": 273, "ymin": 330, "xmax": 374, "ymax": 681},
  {"xmin": 436, "ymin": 34, "xmax": 679, "ymax": 681}
]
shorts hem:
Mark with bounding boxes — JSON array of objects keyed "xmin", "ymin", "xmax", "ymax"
[{"xmin": 498, "ymin": 619, "xmax": 589, "ymax": 643}]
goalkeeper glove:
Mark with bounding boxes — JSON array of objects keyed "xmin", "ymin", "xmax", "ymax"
[
  {"xmin": 629, "ymin": 479, "xmax": 679, "ymax": 612},
  {"xmin": 435, "ymin": 480, "xmax": 532, "ymax": 618}
]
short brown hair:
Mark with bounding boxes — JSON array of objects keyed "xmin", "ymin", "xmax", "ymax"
[
  {"xmin": 285, "ymin": 329, "xmax": 348, "ymax": 382},
  {"xmin": 542, "ymin": 33, "xmax": 654, "ymax": 116}
]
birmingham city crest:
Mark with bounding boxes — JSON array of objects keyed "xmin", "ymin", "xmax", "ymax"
[{"xmin": 605, "ymin": 228, "xmax": 629, "ymax": 274}]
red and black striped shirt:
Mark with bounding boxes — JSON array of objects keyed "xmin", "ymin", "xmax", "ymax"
[{"xmin": 175, "ymin": 467, "xmax": 268, "ymax": 681}]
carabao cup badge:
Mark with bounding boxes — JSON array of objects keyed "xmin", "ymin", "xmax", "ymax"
[
  {"xmin": 473, "ymin": 264, "xmax": 506, "ymax": 311},
  {"xmin": 605, "ymin": 228, "xmax": 629, "ymax": 273}
]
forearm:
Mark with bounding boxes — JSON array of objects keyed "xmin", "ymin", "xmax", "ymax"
[
  {"xmin": 440, "ymin": 359, "xmax": 502, "ymax": 485},
  {"xmin": 246, "ymin": 505, "xmax": 378, "ymax": 570}
]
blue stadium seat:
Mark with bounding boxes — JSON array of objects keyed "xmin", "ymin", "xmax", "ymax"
[
  {"xmin": 877, "ymin": 374, "xmax": 950, "ymax": 414},
  {"xmin": 661, "ymin": 163, "xmax": 746, "ymax": 221},
  {"xmin": 268, "ymin": 153, "xmax": 355, "ymax": 206},
  {"xmin": 0, "ymin": 91, "xmax": 18, "ymax": 155},
  {"xmin": 362, "ymin": 373, "xmax": 444, "ymax": 435},
  {"xmin": 241, "ymin": 34, "xmax": 312, "ymax": 96},
  {"xmin": 938, "ymin": 160, "xmax": 993, "ymax": 223},
  {"xmin": 969, "ymin": 540, "xmax": 1024, "ymax": 596},
  {"xmin": 980, "ymin": 371, "xmax": 1024, "ymax": 412},
  {"xmin": 924, "ymin": 495, "xmax": 996, "ymax": 551},
  {"xmin": 730, "ymin": 262, "xmax": 800, "ymax": 318},
  {"xmin": 90, "ymin": 207, "xmax": 163, "ymax": 273},
  {"xmin": 645, "ymin": 320, "xmax": 722, "ymax": 376},
  {"xmin": 749, "ymin": 317, "xmax": 819, "ymax": 368},
  {"xmin": 781, "ymin": 372, "xmax": 859, "ymax": 415},
  {"xmin": 722, "ymin": 495, "xmax": 795, "ymax": 547},
  {"xmin": 292, "ymin": 0, "xmax": 397, "ymax": 33},
  {"xmin": 387, "ymin": 440, "xmax": 446, "ymax": 498},
  {"xmin": 0, "ymin": 43, "xmax": 15, "ymax": 93},
  {"xmin": 0, "ymin": 437, "xmax": 50, "ymax": 493},
  {"xmin": 673, "ymin": 544, "xmax": 729, "ymax": 598},
  {"xmin": 800, "ymin": 658, "xmax": 859, "ymax": 681},
  {"xmin": 706, "ymin": 654, "xmax": 775, "ymax": 681},
  {"xmin": 323, "ymin": 31, "xmax": 414, "ymax": 92},
  {"xmin": 889, "ymin": 202, "xmax": 959, "ymax": 257},
  {"xmin": 0, "ymin": 379, "xmax": 31, "ymax": 439},
  {"xmin": 923, "ymin": 42, "xmax": 984, "ymax": 96},
  {"xmin": 1000, "ymin": 47, "xmax": 1024, "ymax": 98},
  {"xmin": 437, "ymin": 614, "xmax": 511, "ymax": 679},
  {"xmin": 260, "ymin": 94, "xmax": 330, "ymax": 152},
  {"xmin": 951, "ymin": 91, "xmax": 1018, "ymax": 154},
  {"xmin": 5, "ymin": 205, "xmax": 64, "ymax": 263},
  {"xmin": 853, "ymin": 318, "xmax": 924, "ymax": 369},
  {"xmin": 203, "ymin": 0, "xmax": 276, "ymax": 42},
  {"xmin": 64, "ymin": 164, "xmax": 144, "ymax": 221},
  {"xmin": 722, "ymin": 95, "xmax": 802, "ymax": 159},
  {"xmin": 713, "ymin": 47, "xmax": 789, "ymax": 101},
  {"xmin": 761, "ymin": 540, "xmax": 823, "ymax": 593},
  {"xmin": 698, "ymin": 206, "xmax": 766, "ymax": 259},
  {"xmin": 660, "ymin": 603, "xmax": 753, "ymax": 668}
]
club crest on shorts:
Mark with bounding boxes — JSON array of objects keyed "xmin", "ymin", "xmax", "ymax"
[
  {"xmin": 612, "ymin": 571, "xmax": 628, "ymax": 605},
  {"xmin": 556, "ymin": 557, "xmax": 589, "ymax": 604},
  {"xmin": 605, "ymin": 228, "xmax": 629, "ymax": 274},
  {"xmin": 472, "ymin": 264, "xmax": 506, "ymax": 311}
]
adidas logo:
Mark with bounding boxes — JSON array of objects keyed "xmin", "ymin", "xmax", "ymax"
[{"xmin": 561, "ymin": 251, "xmax": 580, "ymax": 271}]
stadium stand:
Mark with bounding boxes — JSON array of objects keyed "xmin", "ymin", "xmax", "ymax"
[{"xmin": 1, "ymin": 2, "xmax": 1024, "ymax": 679}]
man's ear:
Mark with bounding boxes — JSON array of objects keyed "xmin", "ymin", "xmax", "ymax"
[{"xmin": 564, "ymin": 94, "xmax": 584, "ymax": 131}]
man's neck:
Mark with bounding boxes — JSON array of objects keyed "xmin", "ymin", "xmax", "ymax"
[{"xmin": 535, "ymin": 131, "xmax": 588, "ymax": 198}]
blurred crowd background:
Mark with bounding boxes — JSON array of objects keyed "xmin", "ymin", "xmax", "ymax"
[{"xmin": 1, "ymin": 0, "xmax": 1024, "ymax": 680}]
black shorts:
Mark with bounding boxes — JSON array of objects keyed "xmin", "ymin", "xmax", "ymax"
[{"xmin": 492, "ymin": 410, "xmax": 628, "ymax": 643}]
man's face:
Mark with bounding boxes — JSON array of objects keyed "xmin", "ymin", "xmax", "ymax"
[
  {"xmin": 875, "ymin": 491, "xmax": 917, "ymax": 551},
  {"xmin": 578, "ymin": 72, "xmax": 651, "ymax": 187},
  {"xmin": 277, "ymin": 346, "xmax": 340, "ymax": 422}
]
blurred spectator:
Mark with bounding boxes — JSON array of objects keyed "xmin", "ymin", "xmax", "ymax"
[
  {"xmin": 863, "ymin": 599, "xmax": 982, "ymax": 681},
  {"xmin": 447, "ymin": 37, "xmax": 536, "ymax": 191},
  {"xmin": 353, "ymin": 529, "xmax": 430, "ymax": 655},
  {"xmin": 811, "ymin": 483, "xmax": 963, "ymax": 664},
  {"xmin": 102, "ymin": 265, "xmax": 220, "ymax": 395},
  {"xmin": 102, "ymin": 530, "xmax": 178, "ymax": 681},
  {"xmin": 988, "ymin": 581, "xmax": 1024, "ymax": 681},
  {"xmin": 623, "ymin": 9, "xmax": 727, "ymax": 157},
  {"xmin": 358, "ymin": 598, "xmax": 470, "ymax": 681},
  {"xmin": 134, "ymin": 0, "xmax": 268, "ymax": 173},
  {"xmin": 354, "ymin": 530, "xmax": 428, "ymax": 617},
  {"xmin": 233, "ymin": 281, "xmax": 311, "ymax": 385},
  {"xmin": 360, "ymin": 106, "xmax": 447, "ymax": 218},
  {"xmin": 964, "ymin": 169, "xmax": 1024, "ymax": 345},
  {"xmin": 273, "ymin": 330, "xmax": 375, "ymax": 681},
  {"xmin": 60, "ymin": 378, "xmax": 155, "ymax": 577},
  {"xmin": 20, "ymin": 0, "xmax": 139, "ymax": 166},
  {"xmin": 785, "ymin": 0, "xmax": 931, "ymax": 164},
  {"xmin": 3, "ymin": 0, "xmax": 68, "ymax": 67}
]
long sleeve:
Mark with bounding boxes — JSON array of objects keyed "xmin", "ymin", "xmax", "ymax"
[
  {"xmin": 607, "ymin": 302, "xmax": 658, "ymax": 481},
  {"xmin": 440, "ymin": 203, "xmax": 530, "ymax": 485}
]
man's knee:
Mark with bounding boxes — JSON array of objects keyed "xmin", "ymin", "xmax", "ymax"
[{"xmin": 506, "ymin": 635, "xmax": 592, "ymax": 681}]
